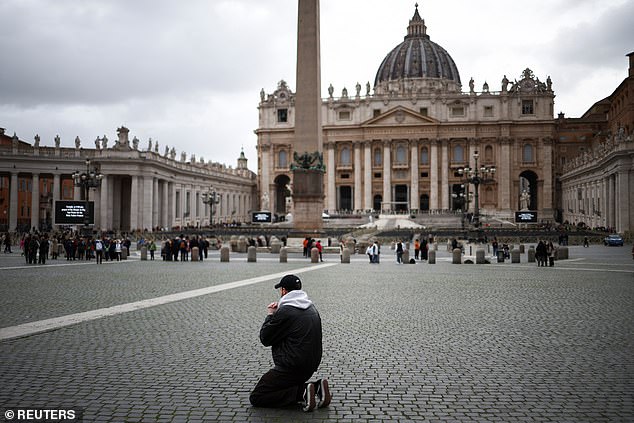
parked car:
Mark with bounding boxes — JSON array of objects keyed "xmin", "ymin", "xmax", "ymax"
[{"xmin": 603, "ymin": 234, "xmax": 624, "ymax": 246}]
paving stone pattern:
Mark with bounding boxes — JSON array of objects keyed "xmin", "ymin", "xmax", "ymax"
[{"xmin": 0, "ymin": 246, "xmax": 633, "ymax": 422}]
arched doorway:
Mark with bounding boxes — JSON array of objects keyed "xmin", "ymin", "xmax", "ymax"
[
  {"xmin": 394, "ymin": 185, "xmax": 408, "ymax": 212},
  {"xmin": 373, "ymin": 195, "xmax": 382, "ymax": 212},
  {"xmin": 273, "ymin": 175, "xmax": 291, "ymax": 215},
  {"xmin": 519, "ymin": 171, "xmax": 538, "ymax": 210}
]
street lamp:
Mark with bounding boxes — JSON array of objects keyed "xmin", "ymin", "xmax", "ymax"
[
  {"xmin": 457, "ymin": 151, "xmax": 496, "ymax": 228},
  {"xmin": 72, "ymin": 159, "xmax": 103, "ymax": 232},
  {"xmin": 201, "ymin": 189, "xmax": 220, "ymax": 227}
]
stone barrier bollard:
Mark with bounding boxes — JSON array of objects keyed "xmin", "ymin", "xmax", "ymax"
[
  {"xmin": 311, "ymin": 247, "xmax": 319, "ymax": 263},
  {"xmin": 528, "ymin": 246, "xmax": 536, "ymax": 263},
  {"xmin": 511, "ymin": 248, "xmax": 521, "ymax": 263},
  {"xmin": 121, "ymin": 248, "xmax": 128, "ymax": 260},
  {"xmin": 140, "ymin": 246, "xmax": 147, "ymax": 261},
  {"xmin": 557, "ymin": 246, "xmax": 569, "ymax": 260},
  {"xmin": 341, "ymin": 248, "xmax": 350, "ymax": 263},
  {"xmin": 247, "ymin": 246, "xmax": 257, "ymax": 262},
  {"xmin": 238, "ymin": 236, "xmax": 247, "ymax": 253},
  {"xmin": 279, "ymin": 247, "xmax": 288, "ymax": 263},
  {"xmin": 220, "ymin": 246, "xmax": 230, "ymax": 262},
  {"xmin": 270, "ymin": 240, "xmax": 281, "ymax": 254},
  {"xmin": 452, "ymin": 248, "xmax": 462, "ymax": 264},
  {"xmin": 520, "ymin": 244, "xmax": 525, "ymax": 254},
  {"xmin": 476, "ymin": 248, "xmax": 485, "ymax": 264},
  {"xmin": 402, "ymin": 249, "xmax": 410, "ymax": 263},
  {"xmin": 345, "ymin": 239, "xmax": 355, "ymax": 254},
  {"xmin": 191, "ymin": 246, "xmax": 199, "ymax": 262},
  {"xmin": 428, "ymin": 249, "xmax": 436, "ymax": 264},
  {"xmin": 230, "ymin": 235, "xmax": 238, "ymax": 252}
]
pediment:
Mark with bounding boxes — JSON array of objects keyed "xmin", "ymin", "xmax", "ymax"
[{"xmin": 362, "ymin": 106, "xmax": 439, "ymax": 126}]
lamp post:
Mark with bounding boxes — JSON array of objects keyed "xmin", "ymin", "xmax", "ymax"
[
  {"xmin": 201, "ymin": 189, "xmax": 220, "ymax": 227},
  {"xmin": 457, "ymin": 151, "xmax": 496, "ymax": 228},
  {"xmin": 72, "ymin": 159, "xmax": 103, "ymax": 233}
]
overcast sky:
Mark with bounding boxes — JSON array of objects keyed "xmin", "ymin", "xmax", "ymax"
[{"xmin": 1, "ymin": 0, "xmax": 632, "ymax": 172}]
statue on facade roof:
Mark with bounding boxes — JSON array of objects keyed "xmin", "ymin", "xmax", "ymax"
[
  {"xmin": 102, "ymin": 135, "xmax": 108, "ymax": 149},
  {"xmin": 260, "ymin": 88, "xmax": 265, "ymax": 102},
  {"xmin": 181, "ymin": 151, "xmax": 187, "ymax": 162},
  {"xmin": 482, "ymin": 81, "xmax": 489, "ymax": 92},
  {"xmin": 170, "ymin": 147, "xmax": 176, "ymax": 160},
  {"xmin": 164, "ymin": 145, "xmax": 169, "ymax": 157},
  {"xmin": 54, "ymin": 135, "xmax": 60, "ymax": 148},
  {"xmin": 75, "ymin": 136, "xmax": 81, "ymax": 149},
  {"xmin": 469, "ymin": 77, "xmax": 475, "ymax": 93},
  {"xmin": 95, "ymin": 137, "xmax": 101, "ymax": 150},
  {"xmin": 328, "ymin": 84, "xmax": 334, "ymax": 98},
  {"xmin": 154, "ymin": 140, "xmax": 159, "ymax": 153},
  {"xmin": 355, "ymin": 82, "xmax": 361, "ymax": 97},
  {"xmin": 546, "ymin": 76, "xmax": 552, "ymax": 91},
  {"xmin": 147, "ymin": 138, "xmax": 152, "ymax": 151},
  {"xmin": 132, "ymin": 136, "xmax": 139, "ymax": 150},
  {"xmin": 501, "ymin": 75, "xmax": 509, "ymax": 92},
  {"xmin": 342, "ymin": 87, "xmax": 348, "ymax": 98},
  {"xmin": 366, "ymin": 81, "xmax": 371, "ymax": 96},
  {"xmin": 34, "ymin": 134, "xmax": 40, "ymax": 147}
]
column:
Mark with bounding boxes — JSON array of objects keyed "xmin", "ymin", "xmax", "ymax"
[
  {"xmin": 130, "ymin": 175, "xmax": 139, "ymax": 230},
  {"xmin": 161, "ymin": 180, "xmax": 168, "ymax": 229},
  {"xmin": 430, "ymin": 140, "xmax": 439, "ymax": 210},
  {"xmin": 53, "ymin": 173, "xmax": 60, "ymax": 227},
  {"xmin": 410, "ymin": 139, "xmax": 419, "ymax": 210},
  {"xmin": 167, "ymin": 182, "xmax": 174, "ymax": 229},
  {"xmin": 142, "ymin": 176, "xmax": 153, "ymax": 230},
  {"xmin": 608, "ymin": 174, "xmax": 615, "ymax": 229},
  {"xmin": 617, "ymin": 171, "xmax": 630, "ymax": 232},
  {"xmin": 326, "ymin": 142, "xmax": 336, "ymax": 212},
  {"xmin": 31, "ymin": 173, "xmax": 39, "ymax": 231},
  {"xmin": 260, "ymin": 145, "xmax": 271, "ymax": 210},
  {"xmin": 99, "ymin": 175, "xmax": 109, "ymax": 231},
  {"xmin": 363, "ymin": 141, "xmax": 372, "ymax": 210},
  {"xmin": 382, "ymin": 140, "xmax": 391, "ymax": 212},
  {"xmin": 498, "ymin": 138, "xmax": 512, "ymax": 212},
  {"xmin": 152, "ymin": 177, "xmax": 159, "ymax": 229},
  {"xmin": 441, "ymin": 139, "xmax": 449, "ymax": 210},
  {"xmin": 9, "ymin": 173, "xmax": 18, "ymax": 232},
  {"xmin": 542, "ymin": 138, "xmax": 553, "ymax": 219},
  {"xmin": 354, "ymin": 142, "xmax": 362, "ymax": 212}
]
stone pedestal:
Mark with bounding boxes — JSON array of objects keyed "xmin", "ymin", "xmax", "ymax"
[
  {"xmin": 220, "ymin": 246, "xmax": 230, "ymax": 262},
  {"xmin": 557, "ymin": 246, "xmax": 569, "ymax": 260},
  {"xmin": 428, "ymin": 249, "xmax": 436, "ymax": 264},
  {"xmin": 140, "ymin": 246, "xmax": 147, "ymax": 261},
  {"xmin": 191, "ymin": 247, "xmax": 199, "ymax": 262},
  {"xmin": 341, "ymin": 249, "xmax": 350, "ymax": 263},
  {"xmin": 310, "ymin": 247, "xmax": 319, "ymax": 263},
  {"xmin": 292, "ymin": 170, "xmax": 324, "ymax": 232},
  {"xmin": 280, "ymin": 247, "xmax": 288, "ymax": 263},
  {"xmin": 528, "ymin": 246, "xmax": 536, "ymax": 263},
  {"xmin": 452, "ymin": 248, "xmax": 462, "ymax": 264},
  {"xmin": 511, "ymin": 249, "xmax": 521, "ymax": 263},
  {"xmin": 247, "ymin": 246, "xmax": 257, "ymax": 262},
  {"xmin": 476, "ymin": 249, "xmax": 485, "ymax": 264},
  {"xmin": 403, "ymin": 249, "xmax": 410, "ymax": 263}
]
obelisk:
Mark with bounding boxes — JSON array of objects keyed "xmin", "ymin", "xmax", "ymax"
[{"xmin": 291, "ymin": 0, "xmax": 324, "ymax": 232}]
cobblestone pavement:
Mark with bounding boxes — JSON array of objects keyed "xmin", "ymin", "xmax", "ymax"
[{"xmin": 1, "ymin": 245, "xmax": 633, "ymax": 422}]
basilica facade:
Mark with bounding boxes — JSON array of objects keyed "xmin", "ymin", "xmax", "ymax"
[
  {"xmin": 0, "ymin": 126, "xmax": 257, "ymax": 233},
  {"xmin": 256, "ymin": 5, "xmax": 560, "ymax": 223}
]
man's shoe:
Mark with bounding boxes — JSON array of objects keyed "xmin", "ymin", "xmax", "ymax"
[
  {"xmin": 302, "ymin": 382, "xmax": 316, "ymax": 412},
  {"xmin": 315, "ymin": 379, "xmax": 332, "ymax": 408}
]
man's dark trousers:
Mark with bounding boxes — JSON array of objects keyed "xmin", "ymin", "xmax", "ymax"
[{"xmin": 250, "ymin": 368, "xmax": 313, "ymax": 407}]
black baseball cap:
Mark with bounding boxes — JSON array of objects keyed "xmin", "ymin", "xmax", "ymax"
[{"xmin": 274, "ymin": 274, "xmax": 302, "ymax": 291}]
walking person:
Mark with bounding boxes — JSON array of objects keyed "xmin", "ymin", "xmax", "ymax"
[
  {"xmin": 414, "ymin": 239, "xmax": 420, "ymax": 260},
  {"xmin": 250, "ymin": 275, "xmax": 331, "ymax": 412},
  {"xmin": 149, "ymin": 239, "xmax": 156, "ymax": 260},
  {"xmin": 315, "ymin": 240, "xmax": 323, "ymax": 262}
]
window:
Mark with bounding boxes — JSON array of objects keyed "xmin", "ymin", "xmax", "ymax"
[
  {"xmin": 484, "ymin": 145, "xmax": 493, "ymax": 162},
  {"xmin": 373, "ymin": 148, "xmax": 382, "ymax": 166},
  {"xmin": 277, "ymin": 108, "xmax": 288, "ymax": 122},
  {"xmin": 175, "ymin": 191, "xmax": 181, "ymax": 216},
  {"xmin": 420, "ymin": 172, "xmax": 429, "ymax": 178},
  {"xmin": 484, "ymin": 106, "xmax": 493, "ymax": 117},
  {"xmin": 522, "ymin": 100, "xmax": 534, "ymax": 115},
  {"xmin": 373, "ymin": 109, "xmax": 381, "ymax": 118},
  {"xmin": 340, "ymin": 147, "xmax": 351, "ymax": 165},
  {"xmin": 451, "ymin": 106, "xmax": 465, "ymax": 117},
  {"xmin": 395, "ymin": 146, "xmax": 407, "ymax": 164},
  {"xmin": 374, "ymin": 172, "xmax": 382, "ymax": 178},
  {"xmin": 338, "ymin": 110, "xmax": 351, "ymax": 120},
  {"xmin": 419, "ymin": 107, "xmax": 428, "ymax": 116},
  {"xmin": 278, "ymin": 150, "xmax": 287, "ymax": 168},
  {"xmin": 523, "ymin": 144, "xmax": 534, "ymax": 162},
  {"xmin": 340, "ymin": 173, "xmax": 350, "ymax": 179},
  {"xmin": 420, "ymin": 147, "xmax": 429, "ymax": 165},
  {"xmin": 453, "ymin": 145, "xmax": 464, "ymax": 163}
]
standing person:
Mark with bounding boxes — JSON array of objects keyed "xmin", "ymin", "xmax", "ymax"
[
  {"xmin": 414, "ymin": 239, "xmax": 420, "ymax": 260},
  {"xmin": 149, "ymin": 239, "xmax": 156, "ymax": 261},
  {"xmin": 366, "ymin": 244, "xmax": 373, "ymax": 263},
  {"xmin": 536, "ymin": 240, "xmax": 546, "ymax": 267},
  {"xmin": 3, "ymin": 233, "xmax": 11, "ymax": 253},
  {"xmin": 546, "ymin": 241, "xmax": 555, "ymax": 267},
  {"xmin": 315, "ymin": 240, "xmax": 323, "ymax": 262},
  {"xmin": 250, "ymin": 275, "xmax": 331, "ymax": 412},
  {"xmin": 38, "ymin": 235, "xmax": 49, "ymax": 264},
  {"xmin": 583, "ymin": 236, "xmax": 589, "ymax": 248},
  {"xmin": 115, "ymin": 239, "xmax": 122, "ymax": 261},
  {"xmin": 492, "ymin": 237, "xmax": 499, "ymax": 257},
  {"xmin": 95, "ymin": 237, "xmax": 104, "ymax": 264},
  {"xmin": 302, "ymin": 237, "xmax": 309, "ymax": 257},
  {"xmin": 396, "ymin": 240, "xmax": 404, "ymax": 264}
]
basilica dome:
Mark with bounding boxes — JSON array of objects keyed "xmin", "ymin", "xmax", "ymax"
[{"xmin": 374, "ymin": 5, "xmax": 461, "ymax": 92}]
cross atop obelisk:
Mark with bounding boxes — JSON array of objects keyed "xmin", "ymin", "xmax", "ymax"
[{"xmin": 291, "ymin": 0, "xmax": 324, "ymax": 232}]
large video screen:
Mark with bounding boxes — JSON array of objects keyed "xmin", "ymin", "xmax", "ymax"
[
  {"xmin": 54, "ymin": 201, "xmax": 95, "ymax": 225},
  {"xmin": 252, "ymin": 211, "xmax": 272, "ymax": 223},
  {"xmin": 515, "ymin": 211, "xmax": 538, "ymax": 223}
]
